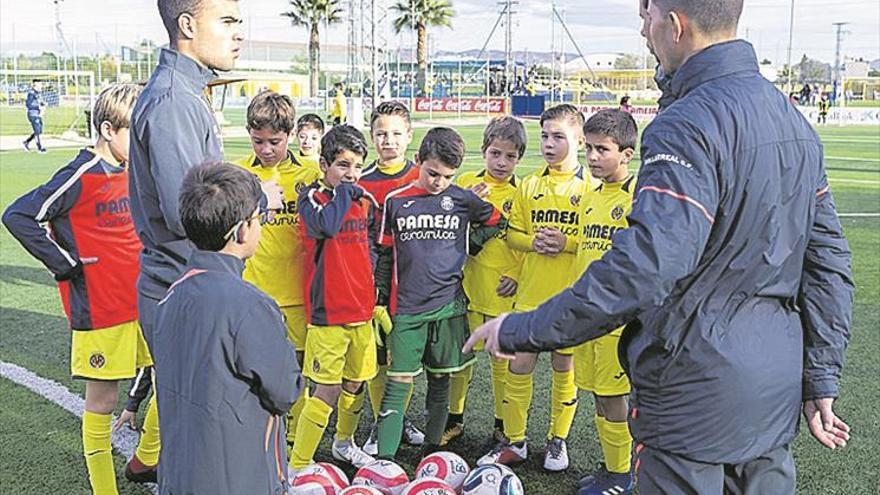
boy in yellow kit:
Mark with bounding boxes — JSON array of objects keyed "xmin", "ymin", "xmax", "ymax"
[
  {"xmin": 478, "ymin": 104, "xmax": 594, "ymax": 472},
  {"xmin": 573, "ymin": 109, "xmax": 637, "ymax": 495},
  {"xmin": 295, "ymin": 113, "xmax": 324, "ymax": 171},
  {"xmin": 442, "ymin": 116, "xmax": 526, "ymax": 446},
  {"xmin": 234, "ymin": 91, "xmax": 322, "ymax": 455}
]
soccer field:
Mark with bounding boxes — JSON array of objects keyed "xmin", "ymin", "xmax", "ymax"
[{"xmin": 0, "ymin": 123, "xmax": 877, "ymax": 494}]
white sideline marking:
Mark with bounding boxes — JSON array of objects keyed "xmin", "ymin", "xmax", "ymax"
[
  {"xmin": 839, "ymin": 213, "xmax": 880, "ymax": 218},
  {"xmin": 0, "ymin": 360, "xmax": 157, "ymax": 494}
]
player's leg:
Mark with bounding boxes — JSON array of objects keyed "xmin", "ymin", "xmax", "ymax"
[
  {"xmin": 332, "ymin": 321, "xmax": 378, "ymax": 468},
  {"xmin": 83, "ymin": 380, "xmax": 120, "ymax": 495},
  {"xmin": 377, "ymin": 314, "xmax": 426, "ymax": 460},
  {"xmin": 130, "ymin": 325, "xmax": 160, "ymax": 478},
  {"xmin": 291, "ymin": 324, "xmax": 348, "ymax": 470},
  {"xmin": 478, "ymin": 352, "xmax": 536, "ymax": 466},
  {"xmin": 280, "ymin": 306, "xmax": 309, "ymax": 454},
  {"xmin": 443, "ymin": 311, "xmax": 484, "ymax": 446},
  {"xmin": 545, "ymin": 349, "xmax": 577, "ymax": 471}
]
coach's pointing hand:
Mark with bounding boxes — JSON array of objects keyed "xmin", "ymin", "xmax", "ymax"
[{"xmin": 463, "ymin": 313, "xmax": 515, "ymax": 360}]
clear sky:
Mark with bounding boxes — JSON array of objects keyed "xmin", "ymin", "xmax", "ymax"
[{"xmin": 1, "ymin": 0, "xmax": 877, "ymax": 66}]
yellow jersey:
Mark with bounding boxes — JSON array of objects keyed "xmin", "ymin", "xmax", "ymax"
[
  {"xmin": 234, "ymin": 151, "xmax": 322, "ymax": 306},
  {"xmin": 330, "ymin": 93, "xmax": 347, "ymax": 120},
  {"xmin": 456, "ymin": 170, "xmax": 523, "ymax": 316},
  {"xmin": 295, "ymin": 151, "xmax": 322, "ymax": 172},
  {"xmin": 508, "ymin": 165, "xmax": 597, "ymax": 311},
  {"xmin": 572, "ymin": 175, "xmax": 636, "ymax": 281}
]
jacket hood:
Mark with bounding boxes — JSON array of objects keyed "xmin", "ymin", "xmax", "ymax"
[
  {"xmin": 661, "ymin": 39, "xmax": 759, "ymax": 107},
  {"xmin": 188, "ymin": 250, "xmax": 245, "ymax": 276}
]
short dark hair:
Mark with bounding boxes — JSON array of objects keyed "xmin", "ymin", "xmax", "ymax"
[
  {"xmin": 320, "ymin": 125, "xmax": 369, "ymax": 165},
  {"xmin": 179, "ymin": 162, "xmax": 262, "ymax": 251},
  {"xmin": 418, "ymin": 127, "xmax": 466, "ymax": 169},
  {"xmin": 583, "ymin": 109, "xmax": 638, "ymax": 151},
  {"xmin": 540, "ymin": 103, "xmax": 585, "ymax": 130},
  {"xmin": 651, "ymin": 0, "xmax": 743, "ymax": 34},
  {"xmin": 296, "ymin": 113, "xmax": 325, "ymax": 133},
  {"xmin": 482, "ymin": 116, "xmax": 527, "ymax": 159},
  {"xmin": 246, "ymin": 90, "xmax": 296, "ymax": 134},
  {"xmin": 369, "ymin": 101, "xmax": 411, "ymax": 130},
  {"xmin": 158, "ymin": 0, "xmax": 203, "ymax": 39}
]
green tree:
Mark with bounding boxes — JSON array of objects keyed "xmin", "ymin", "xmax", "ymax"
[
  {"xmin": 282, "ymin": 0, "xmax": 343, "ymax": 97},
  {"xmin": 391, "ymin": 0, "xmax": 454, "ymax": 95}
]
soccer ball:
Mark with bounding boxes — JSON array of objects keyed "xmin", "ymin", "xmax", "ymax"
[
  {"xmin": 352, "ymin": 460, "xmax": 410, "ymax": 495},
  {"xmin": 461, "ymin": 464, "xmax": 524, "ymax": 495},
  {"xmin": 402, "ymin": 476, "xmax": 457, "ymax": 495},
  {"xmin": 415, "ymin": 451, "xmax": 470, "ymax": 492},
  {"xmin": 340, "ymin": 486, "xmax": 385, "ymax": 495},
  {"xmin": 290, "ymin": 462, "xmax": 350, "ymax": 494}
]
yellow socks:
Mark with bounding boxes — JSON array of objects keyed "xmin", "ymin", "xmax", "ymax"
[
  {"xmin": 135, "ymin": 395, "xmax": 160, "ymax": 466},
  {"xmin": 290, "ymin": 396, "xmax": 333, "ymax": 469},
  {"xmin": 287, "ymin": 385, "xmax": 310, "ymax": 446},
  {"xmin": 368, "ymin": 366, "xmax": 388, "ymax": 419},
  {"xmin": 548, "ymin": 369, "xmax": 577, "ymax": 439},
  {"xmin": 503, "ymin": 371, "xmax": 533, "ymax": 443},
  {"xmin": 448, "ymin": 364, "xmax": 473, "ymax": 416},
  {"xmin": 82, "ymin": 411, "xmax": 118, "ymax": 495},
  {"xmin": 602, "ymin": 419, "xmax": 633, "ymax": 473},
  {"xmin": 336, "ymin": 389, "xmax": 365, "ymax": 441},
  {"xmin": 490, "ymin": 357, "xmax": 507, "ymax": 421}
]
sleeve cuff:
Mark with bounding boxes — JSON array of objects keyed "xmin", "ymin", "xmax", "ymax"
[
  {"xmin": 803, "ymin": 378, "xmax": 839, "ymax": 401},
  {"xmin": 498, "ymin": 312, "xmax": 528, "ymax": 352}
]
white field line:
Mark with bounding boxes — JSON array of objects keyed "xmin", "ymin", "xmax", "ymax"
[
  {"xmin": 0, "ymin": 360, "xmax": 157, "ymax": 494},
  {"xmin": 838, "ymin": 213, "xmax": 880, "ymax": 218},
  {"xmin": 826, "ymin": 156, "xmax": 880, "ymax": 163}
]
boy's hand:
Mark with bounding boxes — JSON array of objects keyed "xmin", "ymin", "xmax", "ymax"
[
  {"xmin": 372, "ymin": 305, "xmax": 393, "ymax": 335},
  {"xmin": 470, "ymin": 182, "xmax": 490, "ymax": 198},
  {"xmin": 113, "ymin": 409, "xmax": 138, "ymax": 432},
  {"xmin": 536, "ymin": 227, "xmax": 566, "ymax": 255},
  {"xmin": 496, "ymin": 276, "xmax": 518, "ymax": 297},
  {"xmin": 261, "ymin": 180, "xmax": 285, "ymax": 218}
]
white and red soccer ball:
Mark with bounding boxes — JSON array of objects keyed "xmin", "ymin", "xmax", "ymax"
[
  {"xmin": 415, "ymin": 451, "xmax": 470, "ymax": 493},
  {"xmin": 290, "ymin": 462, "xmax": 350, "ymax": 494},
  {"xmin": 461, "ymin": 464, "xmax": 524, "ymax": 495},
  {"xmin": 402, "ymin": 476, "xmax": 457, "ymax": 495},
  {"xmin": 352, "ymin": 460, "xmax": 410, "ymax": 495},
  {"xmin": 340, "ymin": 486, "xmax": 385, "ymax": 495}
]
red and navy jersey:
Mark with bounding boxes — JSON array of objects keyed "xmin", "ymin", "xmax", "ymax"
[
  {"xmin": 380, "ymin": 184, "xmax": 502, "ymax": 315},
  {"xmin": 2, "ymin": 148, "xmax": 141, "ymax": 330},
  {"xmin": 359, "ymin": 160, "xmax": 420, "ymax": 213},
  {"xmin": 298, "ymin": 181, "xmax": 379, "ymax": 326}
]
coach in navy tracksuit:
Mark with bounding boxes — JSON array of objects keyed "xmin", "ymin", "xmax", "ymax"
[{"xmin": 467, "ymin": 1, "xmax": 854, "ymax": 492}]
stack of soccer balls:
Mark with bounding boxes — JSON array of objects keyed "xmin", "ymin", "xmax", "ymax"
[{"xmin": 289, "ymin": 451, "xmax": 524, "ymax": 495}]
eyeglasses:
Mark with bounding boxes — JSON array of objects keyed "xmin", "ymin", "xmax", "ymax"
[{"xmin": 223, "ymin": 209, "xmax": 262, "ymax": 242}]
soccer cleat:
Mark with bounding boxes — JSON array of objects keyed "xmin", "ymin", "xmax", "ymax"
[
  {"xmin": 543, "ymin": 437, "xmax": 569, "ymax": 472},
  {"xmin": 439, "ymin": 420, "xmax": 464, "ymax": 447},
  {"xmin": 37, "ymin": 148, "xmax": 48, "ymax": 154},
  {"xmin": 362, "ymin": 423, "xmax": 379, "ymax": 456},
  {"xmin": 492, "ymin": 425, "xmax": 506, "ymax": 444},
  {"xmin": 332, "ymin": 438, "xmax": 376, "ymax": 468},
  {"xmin": 124, "ymin": 454, "xmax": 158, "ymax": 483},
  {"xmin": 403, "ymin": 416, "xmax": 425, "ymax": 445},
  {"xmin": 577, "ymin": 468, "xmax": 634, "ymax": 495},
  {"xmin": 22, "ymin": 140, "xmax": 31, "ymax": 151},
  {"xmin": 577, "ymin": 464, "xmax": 609, "ymax": 488},
  {"xmin": 477, "ymin": 439, "xmax": 527, "ymax": 466}
]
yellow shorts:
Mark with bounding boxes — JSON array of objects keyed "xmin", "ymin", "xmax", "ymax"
[
  {"xmin": 303, "ymin": 322, "xmax": 378, "ymax": 385},
  {"xmin": 71, "ymin": 320, "xmax": 153, "ymax": 381},
  {"xmin": 573, "ymin": 327, "xmax": 630, "ymax": 396},
  {"xmin": 513, "ymin": 306, "xmax": 575, "ymax": 355},
  {"xmin": 280, "ymin": 305, "xmax": 308, "ymax": 351},
  {"xmin": 467, "ymin": 311, "xmax": 499, "ymax": 352}
]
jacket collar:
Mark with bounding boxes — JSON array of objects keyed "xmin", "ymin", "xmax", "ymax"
[
  {"xmin": 157, "ymin": 48, "xmax": 217, "ymax": 91},
  {"xmin": 660, "ymin": 40, "xmax": 758, "ymax": 107},
  {"xmin": 188, "ymin": 250, "xmax": 245, "ymax": 276}
]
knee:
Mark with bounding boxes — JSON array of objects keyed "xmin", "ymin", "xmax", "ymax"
[
  {"xmin": 342, "ymin": 380, "xmax": 365, "ymax": 395},
  {"xmin": 550, "ymin": 352, "xmax": 572, "ymax": 371}
]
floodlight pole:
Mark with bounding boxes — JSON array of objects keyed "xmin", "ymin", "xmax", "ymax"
[
  {"xmin": 832, "ymin": 22, "xmax": 850, "ymax": 108},
  {"xmin": 552, "ymin": 4, "xmax": 614, "ymax": 104},
  {"xmin": 785, "ymin": 0, "xmax": 795, "ymax": 94}
]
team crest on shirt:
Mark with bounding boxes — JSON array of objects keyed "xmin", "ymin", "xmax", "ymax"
[
  {"xmin": 502, "ymin": 199, "xmax": 513, "ymax": 214},
  {"xmin": 611, "ymin": 205, "xmax": 625, "ymax": 221},
  {"xmin": 570, "ymin": 194, "xmax": 582, "ymax": 207},
  {"xmin": 89, "ymin": 353, "xmax": 106, "ymax": 369},
  {"xmin": 295, "ymin": 182, "xmax": 307, "ymax": 194},
  {"xmin": 440, "ymin": 196, "xmax": 454, "ymax": 211},
  {"xmin": 312, "ymin": 358, "xmax": 321, "ymax": 374}
]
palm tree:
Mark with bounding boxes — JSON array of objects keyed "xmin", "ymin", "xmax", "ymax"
[
  {"xmin": 282, "ymin": 0, "xmax": 343, "ymax": 97},
  {"xmin": 391, "ymin": 0, "xmax": 454, "ymax": 96}
]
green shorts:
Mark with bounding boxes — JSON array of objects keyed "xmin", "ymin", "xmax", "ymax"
[{"xmin": 388, "ymin": 297, "xmax": 475, "ymax": 377}]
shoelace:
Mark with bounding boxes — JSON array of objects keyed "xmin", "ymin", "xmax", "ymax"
[{"xmin": 547, "ymin": 440, "xmax": 564, "ymax": 459}]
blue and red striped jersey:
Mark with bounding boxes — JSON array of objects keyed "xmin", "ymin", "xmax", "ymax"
[
  {"xmin": 380, "ymin": 183, "xmax": 502, "ymax": 315},
  {"xmin": 298, "ymin": 181, "xmax": 379, "ymax": 326},
  {"xmin": 359, "ymin": 160, "xmax": 420, "ymax": 214},
  {"xmin": 2, "ymin": 148, "xmax": 141, "ymax": 330}
]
